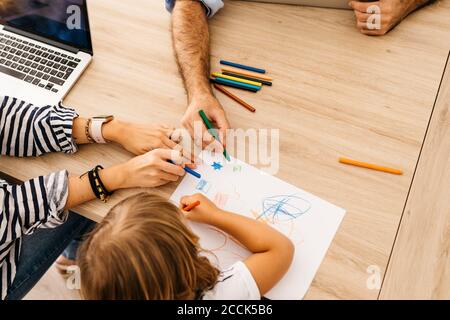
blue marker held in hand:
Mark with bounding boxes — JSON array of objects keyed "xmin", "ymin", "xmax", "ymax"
[{"xmin": 168, "ymin": 160, "xmax": 201, "ymax": 179}]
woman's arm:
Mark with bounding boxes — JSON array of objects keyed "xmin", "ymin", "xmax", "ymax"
[
  {"xmin": 0, "ymin": 147, "xmax": 187, "ymax": 251},
  {"xmin": 180, "ymin": 194, "xmax": 295, "ymax": 296},
  {"xmin": 0, "ymin": 95, "xmax": 78, "ymax": 157},
  {"xmin": 0, "ymin": 95, "xmax": 190, "ymax": 159}
]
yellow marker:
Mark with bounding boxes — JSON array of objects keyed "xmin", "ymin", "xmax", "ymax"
[{"xmin": 211, "ymin": 72, "xmax": 262, "ymax": 87}]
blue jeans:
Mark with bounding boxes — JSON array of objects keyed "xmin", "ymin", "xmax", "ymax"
[{"xmin": 5, "ymin": 212, "xmax": 95, "ymax": 300}]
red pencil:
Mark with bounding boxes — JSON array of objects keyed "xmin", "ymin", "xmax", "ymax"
[{"xmin": 183, "ymin": 200, "xmax": 201, "ymax": 212}]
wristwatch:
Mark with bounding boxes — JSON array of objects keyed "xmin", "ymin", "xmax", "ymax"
[{"xmin": 88, "ymin": 115, "xmax": 114, "ymax": 144}]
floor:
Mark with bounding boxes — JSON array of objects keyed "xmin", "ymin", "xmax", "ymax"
[{"xmin": 24, "ymin": 266, "xmax": 80, "ymax": 300}]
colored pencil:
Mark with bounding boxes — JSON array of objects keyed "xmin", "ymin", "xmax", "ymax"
[
  {"xmin": 183, "ymin": 200, "xmax": 201, "ymax": 212},
  {"xmin": 210, "ymin": 77, "xmax": 258, "ymax": 92},
  {"xmin": 214, "ymin": 77, "xmax": 261, "ymax": 91},
  {"xmin": 222, "ymin": 72, "xmax": 273, "ymax": 86},
  {"xmin": 339, "ymin": 157, "xmax": 403, "ymax": 175},
  {"xmin": 168, "ymin": 160, "xmax": 201, "ymax": 179},
  {"xmin": 199, "ymin": 109, "xmax": 231, "ymax": 161},
  {"xmin": 214, "ymin": 84, "xmax": 256, "ymax": 113},
  {"xmin": 212, "ymin": 72, "xmax": 262, "ymax": 87},
  {"xmin": 221, "ymin": 66, "xmax": 273, "ymax": 81},
  {"xmin": 220, "ymin": 60, "xmax": 266, "ymax": 74}
]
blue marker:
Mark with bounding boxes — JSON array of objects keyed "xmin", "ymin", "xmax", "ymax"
[
  {"xmin": 212, "ymin": 77, "xmax": 261, "ymax": 92},
  {"xmin": 168, "ymin": 160, "xmax": 201, "ymax": 179},
  {"xmin": 220, "ymin": 60, "xmax": 266, "ymax": 74}
]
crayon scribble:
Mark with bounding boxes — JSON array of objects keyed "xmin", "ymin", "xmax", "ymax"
[
  {"xmin": 257, "ymin": 194, "xmax": 311, "ymax": 223},
  {"xmin": 196, "ymin": 179, "xmax": 211, "ymax": 193},
  {"xmin": 213, "ymin": 192, "xmax": 230, "ymax": 208}
]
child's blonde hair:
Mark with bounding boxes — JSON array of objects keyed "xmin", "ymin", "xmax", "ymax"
[{"xmin": 78, "ymin": 193, "xmax": 220, "ymax": 300}]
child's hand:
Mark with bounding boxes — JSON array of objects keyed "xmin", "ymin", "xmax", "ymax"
[{"xmin": 180, "ymin": 193, "xmax": 222, "ymax": 225}]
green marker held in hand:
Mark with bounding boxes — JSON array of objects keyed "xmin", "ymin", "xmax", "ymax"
[{"xmin": 198, "ymin": 109, "xmax": 231, "ymax": 161}]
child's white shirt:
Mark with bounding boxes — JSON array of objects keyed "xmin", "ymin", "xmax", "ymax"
[{"xmin": 202, "ymin": 261, "xmax": 261, "ymax": 300}]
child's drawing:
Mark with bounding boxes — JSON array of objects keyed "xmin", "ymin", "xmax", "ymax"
[
  {"xmin": 170, "ymin": 151, "xmax": 346, "ymax": 300},
  {"xmin": 258, "ymin": 194, "xmax": 311, "ymax": 223},
  {"xmin": 233, "ymin": 165, "xmax": 242, "ymax": 173},
  {"xmin": 213, "ymin": 192, "xmax": 230, "ymax": 208},
  {"xmin": 196, "ymin": 179, "xmax": 211, "ymax": 194},
  {"xmin": 211, "ymin": 162, "xmax": 223, "ymax": 171}
]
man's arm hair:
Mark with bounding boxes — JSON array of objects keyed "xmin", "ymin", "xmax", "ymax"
[{"xmin": 172, "ymin": 0, "xmax": 212, "ymax": 102}]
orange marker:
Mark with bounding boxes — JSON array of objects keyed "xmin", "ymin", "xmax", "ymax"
[
  {"xmin": 183, "ymin": 200, "xmax": 201, "ymax": 212},
  {"xmin": 221, "ymin": 66, "xmax": 273, "ymax": 82},
  {"xmin": 339, "ymin": 157, "xmax": 403, "ymax": 175}
]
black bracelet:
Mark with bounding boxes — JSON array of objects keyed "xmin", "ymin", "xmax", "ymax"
[
  {"xmin": 93, "ymin": 166, "xmax": 113, "ymax": 197},
  {"xmin": 85, "ymin": 165, "xmax": 113, "ymax": 202}
]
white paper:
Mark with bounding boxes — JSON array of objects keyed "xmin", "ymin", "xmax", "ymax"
[{"xmin": 170, "ymin": 151, "xmax": 346, "ymax": 299}]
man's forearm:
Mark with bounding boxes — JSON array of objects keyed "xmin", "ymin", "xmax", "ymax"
[{"xmin": 172, "ymin": 0, "xmax": 212, "ymax": 102}]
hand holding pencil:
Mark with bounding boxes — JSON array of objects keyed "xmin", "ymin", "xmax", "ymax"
[
  {"xmin": 182, "ymin": 94, "xmax": 230, "ymax": 150},
  {"xmin": 180, "ymin": 193, "xmax": 222, "ymax": 225}
]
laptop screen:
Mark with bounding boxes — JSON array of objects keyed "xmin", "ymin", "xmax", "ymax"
[{"xmin": 0, "ymin": 0, "xmax": 92, "ymax": 54}]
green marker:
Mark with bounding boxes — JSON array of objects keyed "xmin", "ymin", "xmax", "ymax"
[{"xmin": 199, "ymin": 109, "xmax": 231, "ymax": 161}]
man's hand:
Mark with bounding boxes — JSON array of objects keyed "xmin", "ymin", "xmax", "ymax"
[
  {"xmin": 181, "ymin": 93, "xmax": 230, "ymax": 150},
  {"xmin": 172, "ymin": 0, "xmax": 230, "ymax": 151},
  {"xmin": 349, "ymin": 0, "xmax": 432, "ymax": 36}
]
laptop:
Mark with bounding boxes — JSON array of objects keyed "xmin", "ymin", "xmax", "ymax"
[
  {"xmin": 237, "ymin": 0, "xmax": 367, "ymax": 9},
  {"xmin": 0, "ymin": 0, "xmax": 93, "ymax": 107}
]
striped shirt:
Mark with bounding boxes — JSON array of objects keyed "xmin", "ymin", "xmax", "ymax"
[{"xmin": 0, "ymin": 95, "xmax": 78, "ymax": 299}]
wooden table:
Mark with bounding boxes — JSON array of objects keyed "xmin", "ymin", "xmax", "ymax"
[
  {"xmin": 1, "ymin": 0, "xmax": 449, "ymax": 299},
  {"xmin": 380, "ymin": 52, "xmax": 450, "ymax": 300}
]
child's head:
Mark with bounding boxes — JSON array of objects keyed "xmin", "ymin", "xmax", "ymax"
[{"xmin": 78, "ymin": 193, "xmax": 219, "ymax": 300}]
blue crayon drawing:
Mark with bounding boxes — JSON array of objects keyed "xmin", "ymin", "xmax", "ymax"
[
  {"xmin": 196, "ymin": 179, "xmax": 211, "ymax": 193},
  {"xmin": 212, "ymin": 162, "xmax": 223, "ymax": 171},
  {"xmin": 257, "ymin": 194, "xmax": 311, "ymax": 223}
]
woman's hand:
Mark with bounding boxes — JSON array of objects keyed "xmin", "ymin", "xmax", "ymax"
[
  {"xmin": 103, "ymin": 120, "xmax": 179, "ymax": 155},
  {"xmin": 179, "ymin": 193, "xmax": 222, "ymax": 225},
  {"xmin": 66, "ymin": 149, "xmax": 188, "ymax": 209},
  {"xmin": 102, "ymin": 148, "xmax": 187, "ymax": 190}
]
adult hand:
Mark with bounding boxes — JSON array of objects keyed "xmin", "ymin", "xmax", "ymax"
[
  {"xmin": 181, "ymin": 93, "xmax": 230, "ymax": 151},
  {"xmin": 67, "ymin": 149, "xmax": 188, "ymax": 209},
  {"xmin": 115, "ymin": 149, "xmax": 187, "ymax": 189},
  {"xmin": 179, "ymin": 193, "xmax": 222, "ymax": 225},
  {"xmin": 349, "ymin": 0, "xmax": 428, "ymax": 36},
  {"xmin": 103, "ymin": 120, "xmax": 194, "ymax": 162}
]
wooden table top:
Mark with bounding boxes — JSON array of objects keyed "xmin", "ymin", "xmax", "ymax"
[{"xmin": 1, "ymin": 0, "xmax": 449, "ymax": 299}]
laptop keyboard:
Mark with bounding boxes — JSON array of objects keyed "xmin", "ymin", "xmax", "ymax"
[{"xmin": 0, "ymin": 32, "xmax": 81, "ymax": 93}]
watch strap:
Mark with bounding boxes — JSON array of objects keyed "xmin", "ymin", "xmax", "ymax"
[{"xmin": 89, "ymin": 118, "xmax": 107, "ymax": 144}]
